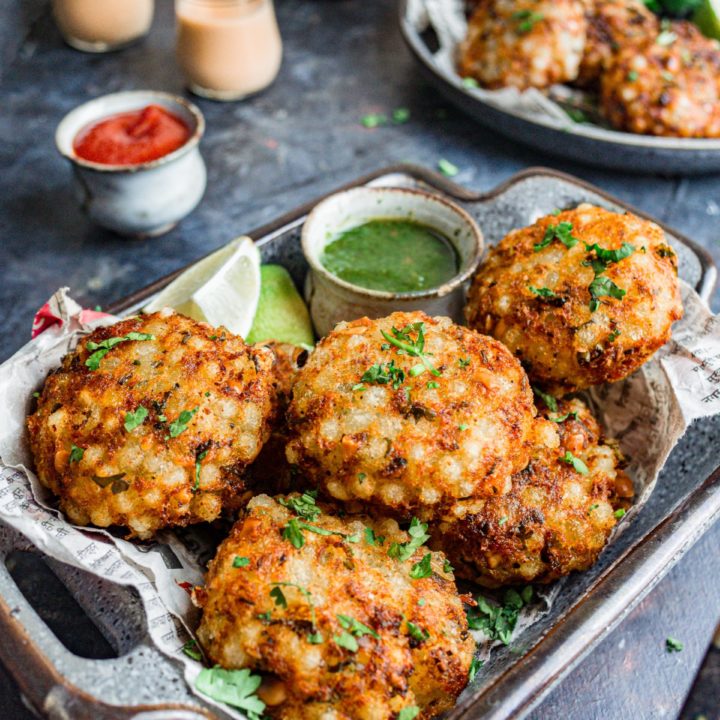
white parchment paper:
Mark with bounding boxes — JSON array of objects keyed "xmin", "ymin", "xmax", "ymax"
[{"xmin": 0, "ymin": 283, "xmax": 719, "ymax": 715}]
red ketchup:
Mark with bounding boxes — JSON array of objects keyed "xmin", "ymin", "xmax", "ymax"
[{"xmin": 73, "ymin": 104, "xmax": 191, "ymax": 166}]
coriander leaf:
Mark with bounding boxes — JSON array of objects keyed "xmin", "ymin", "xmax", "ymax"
[
  {"xmin": 466, "ymin": 587, "xmax": 533, "ymax": 645},
  {"xmin": 392, "ymin": 107, "xmax": 410, "ymax": 124},
  {"xmin": 69, "ymin": 444, "xmax": 84, "ymax": 463},
  {"xmin": 257, "ymin": 611, "xmax": 272, "ymax": 622},
  {"xmin": 462, "ymin": 77, "xmax": 479, "ymax": 88},
  {"xmin": 307, "ymin": 631, "xmax": 324, "ymax": 644},
  {"xmin": 614, "ymin": 508, "xmax": 627, "ymax": 519},
  {"xmin": 427, "ymin": 381, "xmax": 440, "ymax": 389},
  {"xmin": 124, "ymin": 405, "xmax": 148, "ymax": 432},
  {"xmin": 589, "ymin": 275, "xmax": 627, "ymax": 311},
  {"xmin": 585, "ymin": 242, "xmax": 635, "ymax": 266},
  {"xmin": 361, "ymin": 360, "xmax": 406, "ymax": 389},
  {"xmin": 398, "ymin": 708, "xmax": 420, "ymax": 720},
  {"xmin": 458, "ymin": 357, "xmax": 471, "ymax": 368},
  {"xmin": 534, "ymin": 222, "xmax": 578, "ymax": 252},
  {"xmin": 195, "ymin": 667, "xmax": 265, "ymax": 719},
  {"xmin": 512, "ymin": 8, "xmax": 544, "ymax": 32},
  {"xmin": 334, "ymin": 631, "xmax": 358, "ymax": 652},
  {"xmin": 406, "ymin": 620, "xmax": 429, "ymax": 643},
  {"xmin": 233, "ymin": 556, "xmax": 250, "ymax": 568},
  {"xmin": 364, "ymin": 527, "xmax": 385, "ymax": 546},
  {"xmin": 532, "ymin": 386, "xmax": 558, "ymax": 413},
  {"xmin": 666, "ymin": 636, "xmax": 683, "ymax": 652},
  {"xmin": 270, "ymin": 586, "xmax": 287, "ymax": 608},
  {"xmin": 560, "ymin": 451, "xmax": 589, "ymax": 475},
  {"xmin": 361, "ymin": 113, "xmax": 388, "ymax": 128},
  {"xmin": 168, "ymin": 408, "xmax": 198, "ymax": 438},
  {"xmin": 528, "ymin": 286, "xmax": 558, "ymax": 299},
  {"xmin": 85, "ymin": 332, "xmax": 154, "ymax": 371},
  {"xmin": 548, "ymin": 412, "xmax": 577, "ymax": 423},
  {"xmin": 443, "ymin": 558, "xmax": 454, "ymax": 573},
  {"xmin": 409, "ymin": 553, "xmax": 433, "ymax": 580},
  {"xmin": 438, "ymin": 158, "xmax": 459, "ymax": 177},
  {"xmin": 337, "ymin": 614, "xmax": 380, "ymax": 639},
  {"xmin": 194, "ymin": 449, "xmax": 208, "ymax": 492},
  {"xmin": 282, "ymin": 518, "xmax": 305, "ymax": 549},
  {"xmin": 469, "ymin": 657, "xmax": 484, "ymax": 682},
  {"xmin": 182, "ymin": 638, "xmax": 202, "ymax": 661},
  {"xmin": 278, "ymin": 490, "xmax": 321, "ymax": 521},
  {"xmin": 388, "ymin": 517, "xmax": 429, "ymax": 561}
]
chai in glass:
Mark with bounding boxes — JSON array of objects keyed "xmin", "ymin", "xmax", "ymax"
[
  {"xmin": 52, "ymin": 0, "xmax": 154, "ymax": 52},
  {"xmin": 175, "ymin": 0, "xmax": 282, "ymax": 101}
]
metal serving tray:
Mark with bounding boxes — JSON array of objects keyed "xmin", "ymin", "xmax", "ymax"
[
  {"xmin": 399, "ymin": 0, "xmax": 720, "ymax": 175},
  {"xmin": 1, "ymin": 165, "xmax": 718, "ymax": 720}
]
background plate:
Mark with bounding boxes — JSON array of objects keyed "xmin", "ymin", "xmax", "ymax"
[{"xmin": 399, "ymin": 0, "xmax": 720, "ymax": 175}]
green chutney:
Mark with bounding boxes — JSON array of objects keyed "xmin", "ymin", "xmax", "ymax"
[{"xmin": 320, "ymin": 219, "xmax": 459, "ymax": 293}]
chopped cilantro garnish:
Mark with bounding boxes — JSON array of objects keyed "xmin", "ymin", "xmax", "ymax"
[
  {"xmin": 458, "ymin": 357, "xmax": 471, "ymax": 368},
  {"xmin": 589, "ymin": 275, "xmax": 626, "ymax": 312},
  {"xmin": 534, "ymin": 222, "xmax": 579, "ymax": 252},
  {"xmin": 614, "ymin": 508, "xmax": 627, "ymax": 519},
  {"xmin": 627, "ymin": 70, "xmax": 639, "ymax": 82},
  {"xmin": 532, "ymin": 386, "xmax": 558, "ymax": 413},
  {"xmin": 427, "ymin": 380, "xmax": 440, "ymax": 389},
  {"xmin": 409, "ymin": 553, "xmax": 433, "ymax": 579},
  {"xmin": 279, "ymin": 490, "xmax": 321, "ymax": 521},
  {"xmin": 469, "ymin": 657, "xmax": 484, "ymax": 682},
  {"xmin": 69, "ymin": 444, "xmax": 84, "ymax": 463},
  {"xmin": 361, "ymin": 113, "xmax": 388, "ymax": 128},
  {"xmin": 392, "ymin": 107, "xmax": 410, "ymax": 124},
  {"xmin": 498, "ymin": 516, "xmax": 508, "ymax": 526},
  {"xmin": 334, "ymin": 631, "xmax": 358, "ymax": 652},
  {"xmin": 194, "ymin": 449, "xmax": 208, "ymax": 491},
  {"xmin": 529, "ymin": 286, "xmax": 559, "ymax": 299},
  {"xmin": 364, "ymin": 527, "xmax": 385, "ymax": 546},
  {"xmin": 406, "ymin": 620, "xmax": 429, "ymax": 643},
  {"xmin": 381, "ymin": 323, "xmax": 440, "ymax": 376},
  {"xmin": 85, "ymin": 332, "xmax": 154, "ymax": 371},
  {"xmin": 388, "ymin": 517, "xmax": 430, "ymax": 561},
  {"xmin": 462, "ymin": 77, "xmax": 479, "ymax": 88},
  {"xmin": 282, "ymin": 518, "xmax": 305, "ymax": 548},
  {"xmin": 512, "ymin": 8, "xmax": 544, "ymax": 33},
  {"xmin": 666, "ymin": 636, "xmax": 683, "ymax": 652},
  {"xmin": 361, "ymin": 360, "xmax": 406, "ymax": 389},
  {"xmin": 338, "ymin": 614, "xmax": 379, "ymax": 639},
  {"xmin": 124, "ymin": 405, "xmax": 148, "ymax": 432},
  {"xmin": 182, "ymin": 638, "xmax": 202, "ymax": 661},
  {"xmin": 270, "ymin": 586, "xmax": 287, "ymax": 608},
  {"xmin": 233, "ymin": 556, "xmax": 250, "ymax": 568},
  {"xmin": 352, "ymin": 383, "xmax": 365, "ymax": 392},
  {"xmin": 443, "ymin": 558, "xmax": 454, "ymax": 573},
  {"xmin": 560, "ymin": 451, "xmax": 589, "ymax": 475},
  {"xmin": 549, "ymin": 411, "xmax": 577, "ymax": 423},
  {"xmin": 458, "ymin": 424, "xmax": 469, "ymax": 431},
  {"xmin": 398, "ymin": 708, "xmax": 420, "ymax": 720},
  {"xmin": 438, "ymin": 158, "xmax": 459, "ymax": 177},
  {"xmin": 588, "ymin": 503, "xmax": 599, "ymax": 514},
  {"xmin": 307, "ymin": 631, "xmax": 324, "ymax": 644},
  {"xmin": 585, "ymin": 241, "xmax": 635, "ymax": 267},
  {"xmin": 168, "ymin": 408, "xmax": 198, "ymax": 438},
  {"xmin": 195, "ymin": 667, "xmax": 265, "ymax": 719},
  {"xmin": 257, "ymin": 611, "xmax": 272, "ymax": 622},
  {"xmin": 466, "ymin": 587, "xmax": 533, "ymax": 644}
]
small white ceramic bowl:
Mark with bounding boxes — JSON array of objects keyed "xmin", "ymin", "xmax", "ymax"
[
  {"xmin": 302, "ymin": 186, "xmax": 484, "ymax": 337},
  {"xmin": 55, "ymin": 90, "xmax": 206, "ymax": 237}
]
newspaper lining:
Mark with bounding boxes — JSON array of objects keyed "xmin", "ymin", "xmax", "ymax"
[{"xmin": 0, "ymin": 283, "xmax": 719, "ymax": 716}]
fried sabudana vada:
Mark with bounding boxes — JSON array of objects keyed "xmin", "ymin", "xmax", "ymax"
[
  {"xmin": 285, "ymin": 311, "xmax": 540, "ymax": 516},
  {"xmin": 600, "ymin": 20, "xmax": 720, "ymax": 138},
  {"xmin": 431, "ymin": 397, "xmax": 632, "ymax": 587},
  {"xmin": 465, "ymin": 204, "xmax": 683, "ymax": 394},
  {"xmin": 195, "ymin": 494, "xmax": 474, "ymax": 719},
  {"xmin": 27, "ymin": 310, "xmax": 276, "ymax": 538},
  {"xmin": 458, "ymin": 0, "xmax": 587, "ymax": 90}
]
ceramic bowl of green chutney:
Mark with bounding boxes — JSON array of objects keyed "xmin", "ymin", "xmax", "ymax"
[{"xmin": 301, "ymin": 186, "xmax": 484, "ymax": 337}]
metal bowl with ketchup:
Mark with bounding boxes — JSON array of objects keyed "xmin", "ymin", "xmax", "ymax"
[{"xmin": 55, "ymin": 90, "xmax": 206, "ymax": 237}]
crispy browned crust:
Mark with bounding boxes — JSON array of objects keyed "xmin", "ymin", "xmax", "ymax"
[
  {"xmin": 431, "ymin": 398, "xmax": 631, "ymax": 587},
  {"xmin": 285, "ymin": 311, "xmax": 538, "ymax": 516},
  {"xmin": 465, "ymin": 204, "xmax": 683, "ymax": 394},
  {"xmin": 600, "ymin": 20, "xmax": 720, "ymax": 137},
  {"xmin": 27, "ymin": 311, "xmax": 277, "ymax": 538},
  {"xmin": 195, "ymin": 495, "xmax": 474, "ymax": 719},
  {"xmin": 575, "ymin": 0, "xmax": 658, "ymax": 88},
  {"xmin": 458, "ymin": 0, "xmax": 587, "ymax": 89}
]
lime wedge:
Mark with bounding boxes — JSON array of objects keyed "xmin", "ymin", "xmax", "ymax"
[
  {"xmin": 694, "ymin": 0, "xmax": 720, "ymax": 40},
  {"xmin": 143, "ymin": 237, "xmax": 261, "ymax": 338},
  {"xmin": 246, "ymin": 265, "xmax": 314, "ymax": 348}
]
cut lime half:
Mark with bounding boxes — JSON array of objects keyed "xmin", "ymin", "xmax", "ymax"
[
  {"xmin": 247, "ymin": 265, "xmax": 315, "ymax": 348},
  {"xmin": 143, "ymin": 237, "xmax": 261, "ymax": 338},
  {"xmin": 694, "ymin": 0, "xmax": 720, "ymax": 40}
]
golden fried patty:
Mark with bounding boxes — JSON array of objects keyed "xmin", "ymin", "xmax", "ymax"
[
  {"xmin": 285, "ymin": 312, "xmax": 539, "ymax": 516},
  {"xmin": 195, "ymin": 494, "xmax": 474, "ymax": 719},
  {"xmin": 27, "ymin": 311, "xmax": 276, "ymax": 538},
  {"xmin": 575, "ymin": 0, "xmax": 658, "ymax": 87},
  {"xmin": 458, "ymin": 0, "xmax": 587, "ymax": 89},
  {"xmin": 465, "ymin": 204, "xmax": 683, "ymax": 394},
  {"xmin": 431, "ymin": 398, "xmax": 632, "ymax": 587},
  {"xmin": 600, "ymin": 20, "xmax": 720, "ymax": 137}
]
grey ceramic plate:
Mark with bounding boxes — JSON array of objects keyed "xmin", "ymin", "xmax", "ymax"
[
  {"xmin": 399, "ymin": 0, "xmax": 720, "ymax": 175},
  {"xmin": 0, "ymin": 166, "xmax": 718, "ymax": 720}
]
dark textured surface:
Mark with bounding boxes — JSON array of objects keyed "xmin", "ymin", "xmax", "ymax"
[{"xmin": 0, "ymin": 1, "xmax": 719, "ymax": 718}]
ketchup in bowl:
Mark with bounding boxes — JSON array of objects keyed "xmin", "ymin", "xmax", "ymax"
[{"xmin": 72, "ymin": 104, "xmax": 191, "ymax": 166}]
